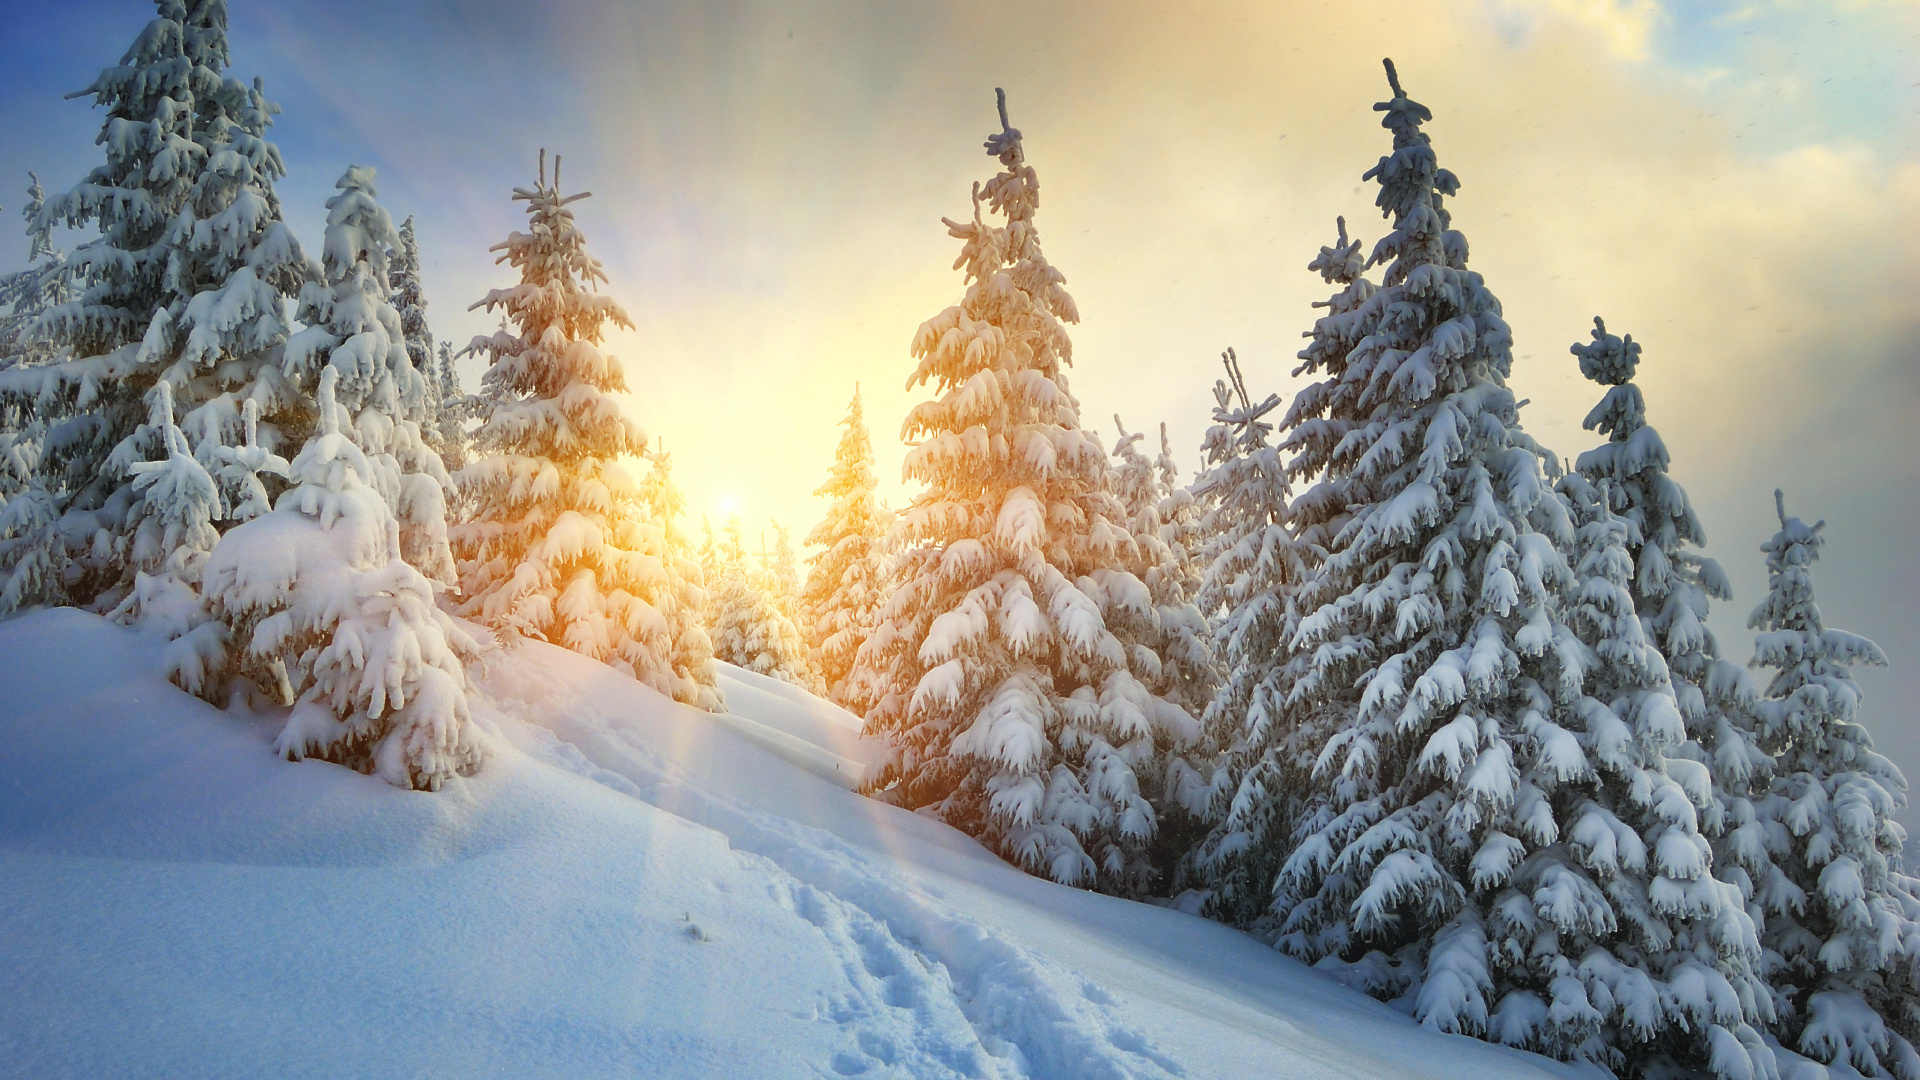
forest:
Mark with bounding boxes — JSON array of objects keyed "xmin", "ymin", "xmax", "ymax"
[{"xmin": 0, "ymin": 4, "xmax": 1914, "ymax": 1079}]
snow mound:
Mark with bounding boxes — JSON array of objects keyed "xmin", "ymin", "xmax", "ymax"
[{"xmin": 0, "ymin": 608, "xmax": 1591, "ymax": 1079}]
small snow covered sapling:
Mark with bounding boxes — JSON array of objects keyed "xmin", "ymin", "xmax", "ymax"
[
  {"xmin": 109, "ymin": 381, "xmax": 235, "ymax": 700},
  {"xmin": 211, "ymin": 398, "xmax": 291, "ymax": 525},
  {"xmin": 204, "ymin": 367, "xmax": 485, "ymax": 791}
]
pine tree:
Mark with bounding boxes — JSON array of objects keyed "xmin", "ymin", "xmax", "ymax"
[
  {"xmin": 856, "ymin": 90, "xmax": 1198, "ymax": 894},
  {"xmin": 390, "ymin": 215, "xmax": 445, "ymax": 458},
  {"xmin": 1181, "ymin": 348, "xmax": 1307, "ymax": 921},
  {"xmin": 1568, "ymin": 317, "xmax": 1791, "ymax": 1013},
  {"xmin": 1153, "ymin": 420, "xmax": 1204, "ymax": 608},
  {"xmin": 432, "ymin": 340, "xmax": 468, "ymax": 472},
  {"xmin": 1518, "ymin": 471, "xmax": 1776, "ymax": 1072},
  {"xmin": 284, "ymin": 166, "xmax": 453, "ymax": 587},
  {"xmin": 108, "ymin": 381, "xmax": 219, "ymax": 632},
  {"xmin": 453, "ymin": 152, "xmax": 687, "ymax": 698},
  {"xmin": 636, "ymin": 442, "xmax": 723, "ymax": 711},
  {"xmin": 1746, "ymin": 492, "xmax": 1920, "ymax": 1078},
  {"xmin": 710, "ymin": 514, "xmax": 820, "ymax": 692},
  {"xmin": 801, "ymin": 386, "xmax": 893, "ymax": 711},
  {"xmin": 204, "ymin": 366, "xmax": 484, "ymax": 790},
  {"xmin": 210, "ymin": 396, "xmax": 288, "ymax": 525},
  {"xmin": 1245, "ymin": 63, "xmax": 1776, "ymax": 1078},
  {"xmin": 0, "ymin": 173, "xmax": 72, "ymax": 509},
  {"xmin": 762, "ymin": 521, "xmax": 804, "ymax": 622},
  {"xmin": 0, "ymin": 172, "xmax": 72, "ymax": 374},
  {"xmin": 0, "ymin": 1, "xmax": 309, "ymax": 611}
]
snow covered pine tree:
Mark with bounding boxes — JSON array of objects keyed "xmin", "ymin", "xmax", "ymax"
[
  {"xmin": 709, "ymin": 514, "xmax": 820, "ymax": 692},
  {"xmin": 1223, "ymin": 63, "xmax": 1776, "ymax": 1078},
  {"xmin": 204, "ymin": 366, "xmax": 484, "ymax": 790},
  {"xmin": 1181, "ymin": 347, "xmax": 1308, "ymax": 922},
  {"xmin": 284, "ymin": 166, "xmax": 455, "ymax": 586},
  {"xmin": 1746, "ymin": 492, "xmax": 1919, "ymax": 1078},
  {"xmin": 637, "ymin": 441, "xmax": 722, "ymax": 711},
  {"xmin": 856, "ymin": 90, "xmax": 1198, "ymax": 895},
  {"xmin": 0, "ymin": 0, "xmax": 308, "ymax": 612},
  {"xmin": 455, "ymin": 152, "xmax": 716, "ymax": 707},
  {"xmin": 390, "ymin": 215, "xmax": 449, "ymax": 466},
  {"xmin": 799, "ymin": 386, "xmax": 893, "ymax": 710},
  {"xmin": 0, "ymin": 173, "xmax": 72, "ymax": 510}
]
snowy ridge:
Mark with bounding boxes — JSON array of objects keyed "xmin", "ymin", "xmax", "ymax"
[{"xmin": 0, "ymin": 608, "xmax": 1588, "ymax": 1079}]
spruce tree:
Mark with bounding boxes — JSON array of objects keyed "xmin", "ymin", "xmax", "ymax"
[
  {"xmin": 0, "ymin": 0, "xmax": 309, "ymax": 611},
  {"xmin": 205, "ymin": 366, "xmax": 484, "ymax": 790},
  {"xmin": 432, "ymin": 340, "xmax": 468, "ymax": 472},
  {"xmin": 1181, "ymin": 349, "xmax": 1307, "ymax": 921},
  {"xmin": 1747, "ymin": 493, "xmax": 1920, "ymax": 1078},
  {"xmin": 857, "ymin": 90, "xmax": 1198, "ymax": 894},
  {"xmin": 285, "ymin": 166, "xmax": 454, "ymax": 585},
  {"xmin": 453, "ymin": 152, "xmax": 687, "ymax": 699},
  {"xmin": 800, "ymin": 386, "xmax": 892, "ymax": 711},
  {"xmin": 710, "ymin": 514, "xmax": 819, "ymax": 692},
  {"xmin": 390, "ymin": 216, "xmax": 445, "ymax": 458},
  {"xmin": 0, "ymin": 173, "xmax": 71, "ymax": 509},
  {"xmin": 1241, "ymin": 63, "xmax": 1776, "ymax": 1078},
  {"xmin": 0, "ymin": 172, "xmax": 71, "ymax": 374},
  {"xmin": 636, "ymin": 442, "xmax": 722, "ymax": 711}
]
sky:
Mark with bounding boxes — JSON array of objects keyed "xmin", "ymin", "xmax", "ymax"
[{"xmin": 1, "ymin": 0, "xmax": 1915, "ymax": 820}]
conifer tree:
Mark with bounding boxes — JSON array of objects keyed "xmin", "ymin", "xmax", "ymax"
[
  {"xmin": 1568, "ymin": 317, "xmax": 1789, "ymax": 977},
  {"xmin": 211, "ymin": 397, "xmax": 287, "ymax": 526},
  {"xmin": 453, "ymin": 152, "xmax": 687, "ymax": 699},
  {"xmin": 0, "ymin": 0, "xmax": 309, "ymax": 611},
  {"xmin": 285, "ymin": 166, "xmax": 454, "ymax": 585},
  {"xmin": 710, "ymin": 514, "xmax": 820, "ymax": 692},
  {"xmin": 637, "ymin": 442, "xmax": 722, "ymax": 711},
  {"xmin": 1746, "ymin": 493, "xmax": 1920, "ymax": 1078},
  {"xmin": 1181, "ymin": 349, "xmax": 1307, "ymax": 920},
  {"xmin": 1153, "ymin": 420, "xmax": 1204, "ymax": 608},
  {"xmin": 800, "ymin": 386, "xmax": 892, "ymax": 710},
  {"xmin": 0, "ymin": 172, "xmax": 71, "ymax": 374},
  {"xmin": 762, "ymin": 521, "xmax": 803, "ymax": 622},
  {"xmin": 108, "ymin": 382, "xmax": 219, "ymax": 633},
  {"xmin": 390, "ymin": 216, "xmax": 445, "ymax": 456},
  {"xmin": 1230, "ymin": 64, "xmax": 1777, "ymax": 1078},
  {"xmin": 857, "ymin": 90, "xmax": 1198, "ymax": 894},
  {"xmin": 0, "ymin": 173, "xmax": 71, "ymax": 509},
  {"xmin": 432, "ymin": 340, "xmax": 468, "ymax": 472},
  {"xmin": 205, "ymin": 366, "xmax": 484, "ymax": 790}
]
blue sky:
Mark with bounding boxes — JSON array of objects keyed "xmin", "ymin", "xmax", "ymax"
[{"xmin": 3, "ymin": 0, "xmax": 1917, "ymax": 825}]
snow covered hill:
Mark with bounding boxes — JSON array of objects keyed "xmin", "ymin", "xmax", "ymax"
[{"xmin": 0, "ymin": 608, "xmax": 1593, "ymax": 1079}]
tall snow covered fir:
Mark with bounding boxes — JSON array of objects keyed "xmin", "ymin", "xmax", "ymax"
[
  {"xmin": 857, "ymin": 90, "xmax": 1200, "ymax": 895},
  {"xmin": 204, "ymin": 366, "xmax": 484, "ymax": 790},
  {"xmin": 1745, "ymin": 493, "xmax": 1919, "ymax": 1077},
  {"xmin": 799, "ymin": 386, "xmax": 892, "ymax": 711},
  {"xmin": 1194, "ymin": 62, "xmax": 1778, "ymax": 1078},
  {"xmin": 284, "ymin": 166, "xmax": 455, "ymax": 586},
  {"xmin": 389, "ymin": 216, "xmax": 449, "ymax": 465},
  {"xmin": 1181, "ymin": 347, "xmax": 1306, "ymax": 919},
  {"xmin": 455, "ymin": 152, "xmax": 718, "ymax": 709},
  {"xmin": 0, "ymin": 0, "xmax": 308, "ymax": 612}
]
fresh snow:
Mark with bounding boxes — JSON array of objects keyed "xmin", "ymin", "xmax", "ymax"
[{"xmin": 0, "ymin": 606, "xmax": 1594, "ymax": 1080}]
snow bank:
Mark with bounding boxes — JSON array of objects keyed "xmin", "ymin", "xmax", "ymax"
[{"xmin": 0, "ymin": 608, "xmax": 1591, "ymax": 1079}]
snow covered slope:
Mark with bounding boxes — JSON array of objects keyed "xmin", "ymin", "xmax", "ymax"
[{"xmin": 0, "ymin": 609, "xmax": 1593, "ymax": 1079}]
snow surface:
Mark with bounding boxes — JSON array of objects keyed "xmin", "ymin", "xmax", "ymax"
[{"xmin": 0, "ymin": 607, "xmax": 1596, "ymax": 1079}]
